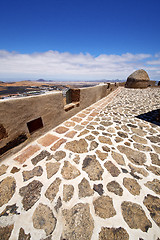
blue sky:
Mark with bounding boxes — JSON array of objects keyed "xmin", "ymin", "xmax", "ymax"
[{"xmin": 0, "ymin": 0, "xmax": 160, "ymax": 81}]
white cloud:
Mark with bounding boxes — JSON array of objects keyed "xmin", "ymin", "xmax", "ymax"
[{"xmin": 0, "ymin": 50, "xmax": 159, "ymax": 81}]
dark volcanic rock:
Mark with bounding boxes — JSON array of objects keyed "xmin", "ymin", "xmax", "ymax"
[
  {"xmin": 78, "ymin": 178, "xmax": 94, "ymax": 198},
  {"xmin": 0, "ymin": 224, "xmax": 14, "ymax": 240},
  {"xmin": 45, "ymin": 178, "xmax": 61, "ymax": 201},
  {"xmin": 62, "ymin": 203, "xmax": 94, "ymax": 240},
  {"xmin": 93, "ymin": 184, "xmax": 104, "ymax": 195},
  {"xmin": 33, "ymin": 203, "xmax": 57, "ymax": 235},
  {"xmin": 0, "ymin": 204, "xmax": 20, "ymax": 217},
  {"xmin": 31, "ymin": 150, "xmax": 50, "ymax": 165},
  {"xmin": 19, "ymin": 180, "xmax": 43, "ymax": 211},
  {"xmin": 82, "ymin": 155, "xmax": 104, "ymax": 180},
  {"xmin": 107, "ymin": 181, "xmax": 123, "ymax": 196},
  {"xmin": 18, "ymin": 228, "xmax": 31, "ymax": 240},
  {"xmin": 93, "ymin": 196, "xmax": 116, "ymax": 219},
  {"xmin": 143, "ymin": 194, "xmax": 160, "ymax": 226},
  {"xmin": 99, "ymin": 227, "xmax": 129, "ymax": 240},
  {"xmin": 0, "ymin": 177, "xmax": 16, "ymax": 207},
  {"xmin": 22, "ymin": 166, "xmax": 43, "ymax": 181},
  {"xmin": 121, "ymin": 201, "xmax": 152, "ymax": 232}
]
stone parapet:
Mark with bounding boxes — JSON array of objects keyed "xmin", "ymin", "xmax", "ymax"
[{"xmin": 0, "ymin": 83, "xmax": 118, "ymax": 157}]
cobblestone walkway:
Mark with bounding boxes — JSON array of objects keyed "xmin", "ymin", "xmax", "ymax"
[{"xmin": 0, "ymin": 87, "xmax": 160, "ymax": 240}]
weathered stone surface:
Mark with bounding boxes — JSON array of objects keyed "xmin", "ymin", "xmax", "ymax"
[
  {"xmin": 54, "ymin": 196, "xmax": 62, "ymax": 212},
  {"xmin": 107, "ymin": 127, "xmax": 116, "ymax": 133},
  {"xmin": 33, "ymin": 203, "xmax": 57, "ymax": 235},
  {"xmin": 146, "ymin": 165, "xmax": 160, "ymax": 175},
  {"xmin": 128, "ymin": 163, "xmax": 148, "ymax": 177},
  {"xmin": 93, "ymin": 184, "xmax": 104, "ymax": 195},
  {"xmin": 145, "ymin": 179, "xmax": 160, "ymax": 195},
  {"xmin": 10, "ymin": 166, "xmax": 20, "ymax": 173},
  {"xmin": 78, "ymin": 178, "xmax": 94, "ymax": 198},
  {"xmin": 0, "ymin": 164, "xmax": 8, "ymax": 176},
  {"xmin": 85, "ymin": 134, "xmax": 95, "ymax": 141},
  {"xmin": 121, "ymin": 201, "xmax": 152, "ymax": 232},
  {"xmin": 96, "ymin": 150, "xmax": 108, "ymax": 161},
  {"xmin": 104, "ymin": 161, "xmax": 120, "ymax": 177},
  {"xmin": 89, "ymin": 141, "xmax": 98, "ymax": 150},
  {"xmin": 102, "ymin": 132, "xmax": 112, "ymax": 137},
  {"xmin": 92, "ymin": 130, "xmax": 99, "ymax": 135},
  {"xmin": 0, "ymin": 204, "xmax": 19, "ymax": 217},
  {"xmin": 143, "ymin": 194, "xmax": 160, "ymax": 226},
  {"xmin": 102, "ymin": 145, "xmax": 110, "ymax": 152},
  {"xmin": 125, "ymin": 69, "xmax": 150, "ymax": 88},
  {"xmin": 97, "ymin": 126, "xmax": 105, "ymax": 130},
  {"xmin": 115, "ymin": 137, "xmax": 123, "ymax": 143},
  {"xmin": 123, "ymin": 178, "xmax": 141, "ymax": 195},
  {"xmin": 0, "ymin": 177, "xmax": 16, "ymax": 207},
  {"xmin": 71, "ymin": 117, "xmax": 82, "ymax": 123},
  {"xmin": 131, "ymin": 128, "xmax": 146, "ymax": 137},
  {"xmin": 99, "ymin": 227, "xmax": 129, "ymax": 240},
  {"xmin": 107, "ymin": 181, "xmax": 123, "ymax": 196},
  {"xmin": 62, "ymin": 203, "xmax": 94, "ymax": 240},
  {"xmin": 111, "ymin": 151, "xmax": 125, "ymax": 165},
  {"xmin": 150, "ymin": 153, "xmax": 160, "ymax": 166},
  {"xmin": 121, "ymin": 168, "xmax": 128, "ymax": 173},
  {"xmin": 124, "ymin": 142, "xmax": 131, "ymax": 146},
  {"xmin": 53, "ymin": 150, "xmax": 66, "ymax": 161},
  {"xmin": 65, "ymin": 130, "xmax": 77, "ymax": 138},
  {"xmin": 152, "ymin": 145, "xmax": 160, "ymax": 154},
  {"xmin": 93, "ymin": 196, "xmax": 116, "ymax": 218},
  {"xmin": 51, "ymin": 138, "xmax": 66, "ymax": 151},
  {"xmin": 121, "ymin": 125, "xmax": 130, "ymax": 132},
  {"xmin": 132, "ymin": 135, "xmax": 147, "ymax": 144},
  {"xmin": 64, "ymin": 121, "xmax": 75, "ymax": 127},
  {"xmin": 74, "ymin": 125, "xmax": 84, "ymax": 131},
  {"xmin": 86, "ymin": 125, "xmax": 95, "ymax": 130},
  {"xmin": 38, "ymin": 134, "xmax": 59, "ymax": 147},
  {"xmin": 117, "ymin": 131, "xmax": 128, "ymax": 138},
  {"xmin": 82, "ymin": 155, "xmax": 104, "ymax": 180},
  {"xmin": 0, "ymin": 224, "xmax": 14, "ymax": 240},
  {"xmin": 133, "ymin": 143, "xmax": 151, "ymax": 152},
  {"xmin": 127, "ymin": 123, "xmax": 138, "ymax": 128},
  {"xmin": 118, "ymin": 145, "xmax": 146, "ymax": 165},
  {"xmin": 63, "ymin": 185, "xmax": 74, "ymax": 202},
  {"xmin": 31, "ymin": 150, "xmax": 50, "ymax": 165},
  {"xmin": 65, "ymin": 139, "xmax": 88, "ymax": 153},
  {"xmin": 46, "ymin": 162, "xmax": 60, "ymax": 178},
  {"xmin": 73, "ymin": 155, "xmax": 80, "ymax": 164},
  {"xmin": 61, "ymin": 161, "xmax": 80, "ymax": 180},
  {"xmin": 55, "ymin": 126, "xmax": 68, "ymax": 134},
  {"xmin": 14, "ymin": 145, "xmax": 41, "ymax": 164},
  {"xmin": 98, "ymin": 136, "xmax": 112, "ymax": 145},
  {"xmin": 100, "ymin": 121, "xmax": 112, "ymax": 127},
  {"xmin": 78, "ymin": 129, "xmax": 89, "ymax": 137},
  {"xmin": 147, "ymin": 136, "xmax": 160, "ymax": 143},
  {"xmin": 22, "ymin": 166, "xmax": 43, "ymax": 181},
  {"xmin": 19, "ymin": 180, "xmax": 43, "ymax": 211},
  {"xmin": 18, "ymin": 228, "xmax": 31, "ymax": 240},
  {"xmin": 41, "ymin": 236, "xmax": 52, "ymax": 240},
  {"xmin": 45, "ymin": 178, "xmax": 61, "ymax": 201}
]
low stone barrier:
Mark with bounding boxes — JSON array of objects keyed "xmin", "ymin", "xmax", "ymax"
[{"xmin": 0, "ymin": 83, "xmax": 118, "ymax": 157}]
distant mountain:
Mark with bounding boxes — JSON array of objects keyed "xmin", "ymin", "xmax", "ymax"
[{"xmin": 36, "ymin": 79, "xmax": 53, "ymax": 82}]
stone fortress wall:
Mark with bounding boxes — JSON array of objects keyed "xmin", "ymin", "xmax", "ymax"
[{"xmin": 0, "ymin": 82, "xmax": 119, "ymax": 157}]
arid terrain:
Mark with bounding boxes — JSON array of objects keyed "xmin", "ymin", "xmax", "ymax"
[{"xmin": 0, "ymin": 80, "xmax": 101, "ymax": 99}]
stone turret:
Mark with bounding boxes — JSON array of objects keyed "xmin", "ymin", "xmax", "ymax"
[{"xmin": 125, "ymin": 69, "xmax": 150, "ymax": 88}]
